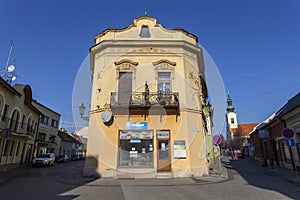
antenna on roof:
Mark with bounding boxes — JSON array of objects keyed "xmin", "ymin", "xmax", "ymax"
[
  {"xmin": 144, "ymin": 12, "xmax": 147, "ymax": 16},
  {"xmin": 1, "ymin": 41, "xmax": 17, "ymax": 83}
]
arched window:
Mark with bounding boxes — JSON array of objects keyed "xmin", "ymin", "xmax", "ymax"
[
  {"xmin": 27, "ymin": 117, "xmax": 32, "ymax": 133},
  {"xmin": 10, "ymin": 109, "xmax": 20, "ymax": 132},
  {"xmin": 0, "ymin": 95, "xmax": 4, "ymax": 116},
  {"xmin": 140, "ymin": 25, "xmax": 150, "ymax": 38}
]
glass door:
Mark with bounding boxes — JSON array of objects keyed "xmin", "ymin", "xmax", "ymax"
[{"xmin": 157, "ymin": 131, "xmax": 171, "ymax": 172}]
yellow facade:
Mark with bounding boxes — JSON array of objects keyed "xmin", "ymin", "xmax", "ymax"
[
  {"xmin": 0, "ymin": 80, "xmax": 40, "ymax": 169},
  {"xmin": 85, "ymin": 15, "xmax": 209, "ymax": 178}
]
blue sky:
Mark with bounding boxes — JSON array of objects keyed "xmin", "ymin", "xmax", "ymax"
[{"xmin": 1, "ymin": 0, "xmax": 299, "ymax": 134}]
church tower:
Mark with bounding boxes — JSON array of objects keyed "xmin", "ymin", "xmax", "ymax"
[{"xmin": 226, "ymin": 91, "xmax": 238, "ymax": 144}]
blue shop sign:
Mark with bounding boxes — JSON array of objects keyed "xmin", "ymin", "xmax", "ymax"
[{"xmin": 126, "ymin": 122, "xmax": 148, "ymax": 130}]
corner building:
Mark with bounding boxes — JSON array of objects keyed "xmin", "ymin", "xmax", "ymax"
[{"xmin": 85, "ymin": 15, "xmax": 210, "ymax": 178}]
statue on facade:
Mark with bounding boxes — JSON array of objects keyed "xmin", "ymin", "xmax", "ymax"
[{"xmin": 144, "ymin": 81, "xmax": 150, "ymax": 104}]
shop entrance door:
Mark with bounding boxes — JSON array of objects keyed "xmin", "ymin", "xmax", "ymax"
[{"xmin": 157, "ymin": 131, "xmax": 171, "ymax": 172}]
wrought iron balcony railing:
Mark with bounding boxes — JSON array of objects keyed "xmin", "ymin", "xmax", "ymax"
[
  {"xmin": 110, "ymin": 92, "xmax": 179, "ymax": 108},
  {"xmin": 0, "ymin": 116, "xmax": 36, "ymax": 137}
]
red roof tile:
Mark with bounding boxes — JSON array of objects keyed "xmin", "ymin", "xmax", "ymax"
[{"xmin": 231, "ymin": 124, "xmax": 258, "ymax": 137}]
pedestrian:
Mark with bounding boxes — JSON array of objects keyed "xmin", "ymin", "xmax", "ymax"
[{"xmin": 230, "ymin": 150, "xmax": 234, "ymax": 159}]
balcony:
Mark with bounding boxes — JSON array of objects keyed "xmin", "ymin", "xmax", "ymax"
[
  {"xmin": 110, "ymin": 92, "xmax": 179, "ymax": 121},
  {"xmin": 0, "ymin": 117, "xmax": 35, "ymax": 137},
  {"xmin": 111, "ymin": 92, "xmax": 179, "ymax": 107}
]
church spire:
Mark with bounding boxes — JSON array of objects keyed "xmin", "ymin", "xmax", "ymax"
[{"xmin": 226, "ymin": 91, "xmax": 235, "ymax": 112}]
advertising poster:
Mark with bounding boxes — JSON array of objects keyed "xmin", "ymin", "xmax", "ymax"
[{"xmin": 174, "ymin": 140, "xmax": 186, "ymax": 159}]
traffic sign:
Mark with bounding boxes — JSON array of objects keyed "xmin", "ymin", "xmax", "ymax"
[
  {"xmin": 213, "ymin": 134, "xmax": 222, "ymax": 145},
  {"xmin": 285, "ymin": 138, "xmax": 295, "ymax": 147},
  {"xmin": 282, "ymin": 128, "xmax": 294, "ymax": 138}
]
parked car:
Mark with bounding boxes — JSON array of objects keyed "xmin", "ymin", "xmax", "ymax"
[
  {"xmin": 32, "ymin": 153, "xmax": 55, "ymax": 167},
  {"xmin": 71, "ymin": 155, "xmax": 80, "ymax": 161},
  {"xmin": 55, "ymin": 155, "xmax": 69, "ymax": 163},
  {"xmin": 235, "ymin": 150, "xmax": 244, "ymax": 159}
]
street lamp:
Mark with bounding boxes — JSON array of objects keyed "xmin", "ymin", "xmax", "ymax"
[{"xmin": 79, "ymin": 103, "xmax": 89, "ymax": 121}]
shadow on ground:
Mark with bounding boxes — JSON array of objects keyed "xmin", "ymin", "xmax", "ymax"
[{"xmin": 223, "ymin": 157, "xmax": 300, "ymax": 199}]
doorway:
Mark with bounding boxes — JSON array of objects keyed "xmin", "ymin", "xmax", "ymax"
[{"xmin": 157, "ymin": 130, "xmax": 171, "ymax": 172}]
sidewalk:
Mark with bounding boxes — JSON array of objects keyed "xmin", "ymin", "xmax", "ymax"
[
  {"xmin": 60, "ymin": 158, "xmax": 229, "ymax": 186},
  {"xmin": 0, "ymin": 160, "xmax": 229, "ymax": 187},
  {"xmin": 246, "ymin": 157, "xmax": 300, "ymax": 186}
]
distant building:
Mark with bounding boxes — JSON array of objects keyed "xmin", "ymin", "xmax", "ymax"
[
  {"xmin": 74, "ymin": 127, "xmax": 88, "ymax": 158},
  {"xmin": 225, "ymin": 92, "xmax": 258, "ymax": 151},
  {"xmin": 250, "ymin": 92, "xmax": 300, "ymax": 171},
  {"xmin": 85, "ymin": 15, "xmax": 211, "ymax": 178},
  {"xmin": 0, "ymin": 77, "xmax": 40, "ymax": 170},
  {"xmin": 32, "ymin": 100, "xmax": 60, "ymax": 156},
  {"xmin": 57, "ymin": 128, "xmax": 81, "ymax": 157}
]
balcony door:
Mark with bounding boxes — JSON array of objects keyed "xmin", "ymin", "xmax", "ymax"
[
  {"xmin": 118, "ymin": 72, "xmax": 132, "ymax": 105},
  {"xmin": 158, "ymin": 72, "xmax": 171, "ymax": 94}
]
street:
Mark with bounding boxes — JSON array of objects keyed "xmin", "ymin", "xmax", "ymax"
[{"xmin": 0, "ymin": 158, "xmax": 299, "ymax": 200}]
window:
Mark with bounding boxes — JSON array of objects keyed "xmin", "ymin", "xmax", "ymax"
[
  {"xmin": 21, "ymin": 115, "xmax": 25, "ymax": 128},
  {"xmin": 297, "ymin": 143, "xmax": 300, "ymax": 163},
  {"xmin": 49, "ymin": 135, "xmax": 56, "ymax": 143},
  {"xmin": 10, "ymin": 109, "xmax": 20, "ymax": 132},
  {"xmin": 10, "ymin": 141, "xmax": 15, "ymax": 156},
  {"xmin": 118, "ymin": 130, "xmax": 153, "ymax": 167},
  {"xmin": 51, "ymin": 119, "xmax": 59, "ymax": 128},
  {"xmin": 140, "ymin": 25, "xmax": 150, "ymax": 38},
  {"xmin": 231, "ymin": 118, "xmax": 235, "ymax": 124},
  {"xmin": 158, "ymin": 72, "xmax": 171, "ymax": 93},
  {"xmin": 118, "ymin": 72, "xmax": 133, "ymax": 105},
  {"xmin": 40, "ymin": 116, "xmax": 49, "ymax": 124},
  {"xmin": 3, "ymin": 140, "xmax": 11, "ymax": 156},
  {"xmin": 15, "ymin": 142, "xmax": 20, "ymax": 156},
  {"xmin": 2, "ymin": 104, "xmax": 9, "ymax": 121},
  {"xmin": 38, "ymin": 133, "xmax": 46, "ymax": 141},
  {"xmin": 0, "ymin": 95, "xmax": 3, "ymax": 117},
  {"xmin": 27, "ymin": 118, "xmax": 33, "ymax": 133}
]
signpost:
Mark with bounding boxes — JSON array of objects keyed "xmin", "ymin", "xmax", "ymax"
[
  {"xmin": 285, "ymin": 138, "xmax": 295, "ymax": 147},
  {"xmin": 213, "ymin": 134, "xmax": 222, "ymax": 145},
  {"xmin": 282, "ymin": 128, "xmax": 294, "ymax": 138},
  {"xmin": 212, "ymin": 134, "xmax": 223, "ymax": 174},
  {"xmin": 282, "ymin": 128, "xmax": 299, "ymax": 181}
]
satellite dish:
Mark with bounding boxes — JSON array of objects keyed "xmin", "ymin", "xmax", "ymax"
[
  {"xmin": 11, "ymin": 76, "xmax": 16, "ymax": 81},
  {"xmin": 7, "ymin": 65, "xmax": 15, "ymax": 72},
  {"xmin": 101, "ymin": 110, "xmax": 112, "ymax": 123}
]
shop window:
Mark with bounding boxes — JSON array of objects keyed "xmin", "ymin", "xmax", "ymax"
[{"xmin": 118, "ymin": 130, "xmax": 153, "ymax": 167}]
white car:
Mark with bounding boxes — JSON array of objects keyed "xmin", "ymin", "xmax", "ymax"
[{"xmin": 32, "ymin": 153, "xmax": 55, "ymax": 167}]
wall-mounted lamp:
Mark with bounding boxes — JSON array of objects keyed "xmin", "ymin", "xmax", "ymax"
[{"xmin": 79, "ymin": 103, "xmax": 89, "ymax": 121}]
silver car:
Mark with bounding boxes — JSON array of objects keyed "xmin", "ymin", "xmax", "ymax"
[{"xmin": 32, "ymin": 153, "xmax": 55, "ymax": 167}]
